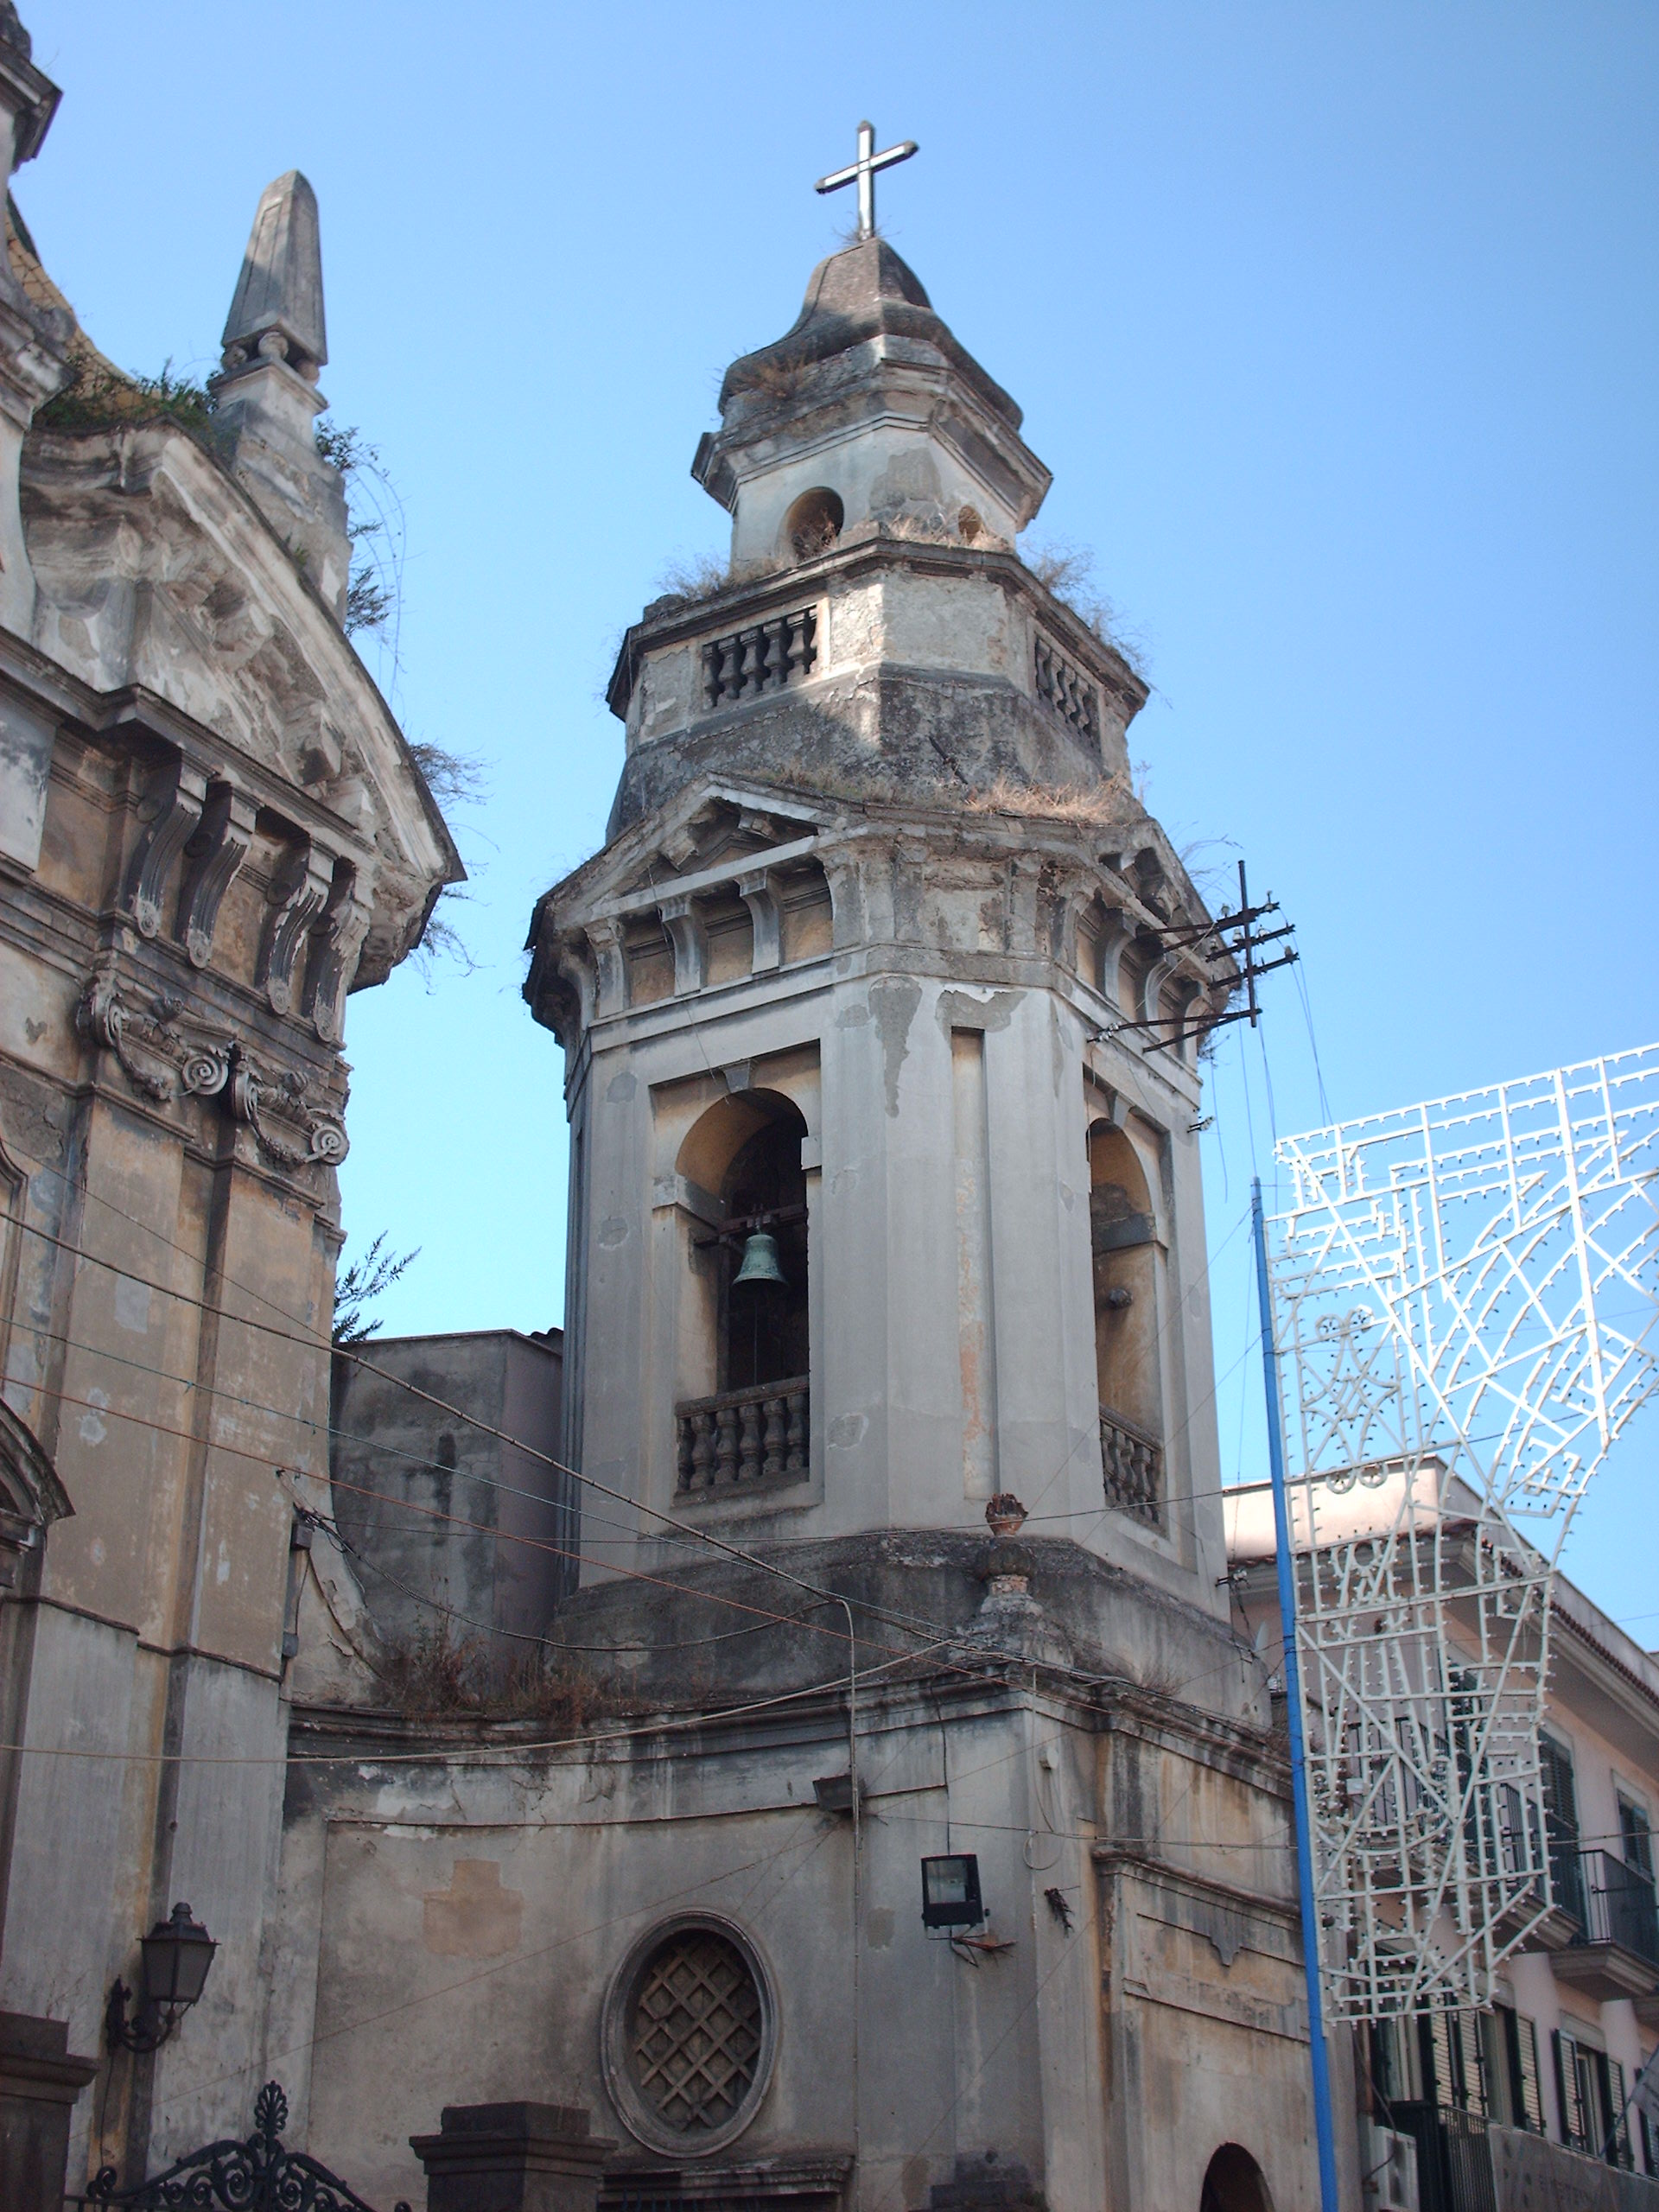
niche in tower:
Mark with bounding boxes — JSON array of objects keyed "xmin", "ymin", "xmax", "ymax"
[
  {"xmin": 678, "ymin": 1089, "xmax": 810, "ymax": 1402},
  {"xmin": 1087, "ymin": 1118, "xmax": 1163, "ymax": 1443},
  {"xmin": 719, "ymin": 1101, "xmax": 809, "ymax": 1392}
]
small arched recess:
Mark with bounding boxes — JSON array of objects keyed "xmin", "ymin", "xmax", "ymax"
[
  {"xmin": 675, "ymin": 1090, "xmax": 810, "ymax": 1498},
  {"xmin": 1087, "ymin": 1116, "xmax": 1166, "ymax": 1529},
  {"xmin": 1199, "ymin": 2145, "xmax": 1275, "ymax": 2212}
]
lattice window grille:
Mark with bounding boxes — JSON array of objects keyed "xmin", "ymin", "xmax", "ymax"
[{"xmin": 627, "ymin": 1930, "xmax": 763, "ymax": 2136}]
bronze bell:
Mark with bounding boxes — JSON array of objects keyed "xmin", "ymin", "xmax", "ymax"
[{"xmin": 732, "ymin": 1231, "xmax": 787, "ymax": 1290}]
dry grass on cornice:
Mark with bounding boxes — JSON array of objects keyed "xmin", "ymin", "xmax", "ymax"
[{"xmin": 963, "ymin": 771, "xmax": 1137, "ymax": 832}]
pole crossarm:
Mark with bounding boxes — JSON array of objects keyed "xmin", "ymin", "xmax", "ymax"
[{"xmin": 1260, "ymin": 1043, "xmax": 1659, "ymax": 2019}]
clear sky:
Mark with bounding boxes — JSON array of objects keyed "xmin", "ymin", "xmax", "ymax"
[{"xmin": 22, "ymin": 4, "xmax": 1656, "ymax": 1630}]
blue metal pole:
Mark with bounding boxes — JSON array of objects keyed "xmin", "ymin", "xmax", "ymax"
[{"xmin": 1252, "ymin": 1176, "xmax": 1341, "ymax": 2212}]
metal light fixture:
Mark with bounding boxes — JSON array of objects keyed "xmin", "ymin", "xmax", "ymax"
[
  {"xmin": 732, "ymin": 1231, "xmax": 787, "ymax": 1290},
  {"xmin": 920, "ymin": 1853, "xmax": 984, "ymax": 1930},
  {"xmin": 105, "ymin": 1901, "xmax": 217, "ymax": 2053}
]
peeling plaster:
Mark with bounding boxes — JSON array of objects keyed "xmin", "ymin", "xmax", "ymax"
[{"xmin": 868, "ymin": 977, "xmax": 922, "ymax": 1117}]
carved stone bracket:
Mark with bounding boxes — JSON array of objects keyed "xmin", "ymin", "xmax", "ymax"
[
  {"xmin": 124, "ymin": 756, "xmax": 209, "ymax": 939},
  {"xmin": 77, "ymin": 963, "xmax": 346, "ymax": 1168},
  {"xmin": 585, "ymin": 918, "xmax": 626, "ymax": 1019},
  {"xmin": 257, "ymin": 836, "xmax": 336, "ymax": 1017},
  {"xmin": 658, "ymin": 893, "xmax": 708, "ymax": 995},
  {"xmin": 736, "ymin": 867, "xmax": 782, "ymax": 972},
  {"xmin": 177, "ymin": 782, "xmax": 257, "ymax": 968},
  {"xmin": 302, "ymin": 861, "xmax": 373, "ymax": 1045}
]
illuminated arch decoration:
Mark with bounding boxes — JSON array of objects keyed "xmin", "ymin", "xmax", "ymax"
[{"xmin": 1263, "ymin": 1042, "xmax": 1659, "ymax": 2018}]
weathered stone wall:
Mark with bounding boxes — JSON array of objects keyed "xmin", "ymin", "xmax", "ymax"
[
  {"xmin": 274, "ymin": 1671, "xmax": 1309, "ymax": 2212},
  {"xmin": 329, "ymin": 1326, "xmax": 569, "ymax": 1663}
]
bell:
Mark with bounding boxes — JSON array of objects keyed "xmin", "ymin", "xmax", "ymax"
[{"xmin": 732, "ymin": 1231, "xmax": 787, "ymax": 1290}]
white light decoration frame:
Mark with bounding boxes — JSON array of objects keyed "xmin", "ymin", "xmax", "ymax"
[{"xmin": 1263, "ymin": 1044, "xmax": 1659, "ymax": 2019}]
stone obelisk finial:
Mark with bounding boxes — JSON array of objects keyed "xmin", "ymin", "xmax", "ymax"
[
  {"xmin": 211, "ymin": 171, "xmax": 350, "ymax": 620},
  {"xmin": 220, "ymin": 169, "xmax": 327, "ymax": 379}
]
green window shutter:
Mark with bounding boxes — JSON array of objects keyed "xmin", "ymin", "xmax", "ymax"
[
  {"xmin": 1516, "ymin": 2015, "xmax": 1545, "ymax": 2135},
  {"xmin": 1608, "ymin": 2060, "xmax": 1630, "ymax": 2169},
  {"xmin": 1459, "ymin": 2011, "xmax": 1490, "ymax": 2116},
  {"xmin": 1619, "ymin": 1798, "xmax": 1655, "ymax": 1881},
  {"xmin": 1555, "ymin": 2030, "xmax": 1587, "ymax": 2150},
  {"xmin": 1429, "ymin": 2007, "xmax": 1457, "ymax": 2106}
]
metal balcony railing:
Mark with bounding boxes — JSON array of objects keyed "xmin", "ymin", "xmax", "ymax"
[
  {"xmin": 1570, "ymin": 1848, "xmax": 1659, "ymax": 1965},
  {"xmin": 676, "ymin": 1377, "xmax": 810, "ymax": 1494}
]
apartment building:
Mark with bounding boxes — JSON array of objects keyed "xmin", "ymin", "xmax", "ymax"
[{"xmin": 1227, "ymin": 1471, "xmax": 1659, "ymax": 2211}]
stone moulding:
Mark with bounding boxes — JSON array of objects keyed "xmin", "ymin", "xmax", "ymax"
[{"xmin": 77, "ymin": 961, "xmax": 347, "ymax": 1169}]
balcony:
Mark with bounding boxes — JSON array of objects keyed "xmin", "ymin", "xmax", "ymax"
[
  {"xmin": 1387, "ymin": 2108, "xmax": 1659, "ymax": 2212},
  {"xmin": 1099, "ymin": 1404, "xmax": 1164, "ymax": 1528},
  {"xmin": 676, "ymin": 1377, "xmax": 810, "ymax": 1496},
  {"xmin": 1551, "ymin": 1849, "xmax": 1659, "ymax": 2001}
]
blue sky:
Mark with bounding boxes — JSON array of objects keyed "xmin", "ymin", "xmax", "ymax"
[{"xmin": 24, "ymin": 4, "xmax": 1656, "ymax": 1630}]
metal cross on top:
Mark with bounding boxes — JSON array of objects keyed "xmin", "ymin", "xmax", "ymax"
[{"xmin": 815, "ymin": 120, "xmax": 918, "ymax": 242}]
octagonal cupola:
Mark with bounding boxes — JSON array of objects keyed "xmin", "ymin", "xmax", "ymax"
[{"xmin": 691, "ymin": 236, "xmax": 1052, "ymax": 573}]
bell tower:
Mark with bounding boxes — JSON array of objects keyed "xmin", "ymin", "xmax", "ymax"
[{"xmin": 526, "ymin": 225, "xmax": 1237, "ymax": 1618}]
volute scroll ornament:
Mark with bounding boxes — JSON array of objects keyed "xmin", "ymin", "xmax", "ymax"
[
  {"xmin": 76, "ymin": 963, "xmax": 347, "ymax": 1169},
  {"xmin": 76, "ymin": 962, "xmax": 232, "ymax": 1106},
  {"xmin": 230, "ymin": 1049, "xmax": 348, "ymax": 1168}
]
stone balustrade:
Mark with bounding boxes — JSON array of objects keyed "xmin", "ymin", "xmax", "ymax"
[
  {"xmin": 676, "ymin": 1377, "xmax": 810, "ymax": 1493},
  {"xmin": 701, "ymin": 607, "xmax": 817, "ymax": 709},
  {"xmin": 1100, "ymin": 1403, "xmax": 1164, "ymax": 1527},
  {"xmin": 1034, "ymin": 631, "xmax": 1100, "ymax": 746}
]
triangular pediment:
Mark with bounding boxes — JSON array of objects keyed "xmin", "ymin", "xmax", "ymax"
[{"xmin": 547, "ymin": 778, "xmax": 836, "ymax": 918}]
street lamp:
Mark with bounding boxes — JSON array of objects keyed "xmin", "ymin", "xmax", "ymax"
[{"xmin": 105, "ymin": 1902, "xmax": 217, "ymax": 2053}]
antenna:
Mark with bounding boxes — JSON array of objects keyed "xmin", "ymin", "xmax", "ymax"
[{"xmin": 1109, "ymin": 857, "xmax": 1300, "ymax": 1056}]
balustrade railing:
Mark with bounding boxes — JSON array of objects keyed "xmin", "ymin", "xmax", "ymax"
[
  {"xmin": 701, "ymin": 608, "xmax": 817, "ymax": 709},
  {"xmin": 1099, "ymin": 1403, "xmax": 1164, "ymax": 1527},
  {"xmin": 676, "ymin": 1377, "xmax": 810, "ymax": 1493}
]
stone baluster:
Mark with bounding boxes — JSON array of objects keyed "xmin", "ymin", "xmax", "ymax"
[
  {"xmin": 688, "ymin": 1408, "xmax": 715, "ymax": 1491},
  {"xmin": 738, "ymin": 628, "xmax": 762, "ymax": 697},
  {"xmin": 715, "ymin": 1404, "xmax": 740, "ymax": 1484},
  {"xmin": 761, "ymin": 1391, "xmax": 786, "ymax": 1479},
  {"xmin": 738, "ymin": 1395, "xmax": 762, "ymax": 1483},
  {"xmin": 761, "ymin": 619, "xmax": 786, "ymax": 690},
  {"xmin": 785, "ymin": 1388, "xmax": 808, "ymax": 1474}
]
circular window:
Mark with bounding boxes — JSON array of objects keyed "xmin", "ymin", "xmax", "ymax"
[{"xmin": 602, "ymin": 1916, "xmax": 777, "ymax": 2155}]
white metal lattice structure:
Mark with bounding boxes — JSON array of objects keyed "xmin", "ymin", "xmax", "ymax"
[{"xmin": 1264, "ymin": 1044, "xmax": 1659, "ymax": 2019}]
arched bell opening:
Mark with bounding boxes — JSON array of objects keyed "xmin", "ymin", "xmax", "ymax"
[
  {"xmin": 674, "ymin": 1090, "xmax": 811, "ymax": 1497},
  {"xmin": 1198, "ymin": 2145, "xmax": 1275, "ymax": 2212},
  {"xmin": 781, "ymin": 486, "xmax": 843, "ymax": 563},
  {"xmin": 1088, "ymin": 1118, "xmax": 1166, "ymax": 1527},
  {"xmin": 718, "ymin": 1111, "xmax": 809, "ymax": 1393}
]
